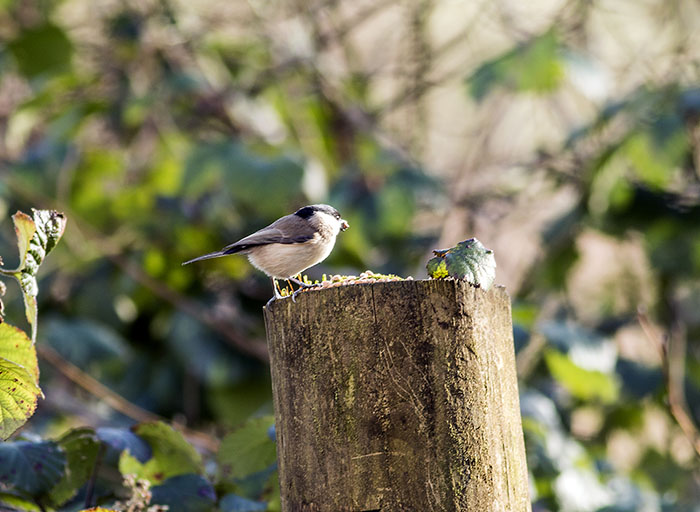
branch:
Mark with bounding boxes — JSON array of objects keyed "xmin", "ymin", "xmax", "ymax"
[
  {"xmin": 37, "ymin": 343, "xmax": 220, "ymax": 453},
  {"xmin": 638, "ymin": 308, "xmax": 700, "ymax": 458}
]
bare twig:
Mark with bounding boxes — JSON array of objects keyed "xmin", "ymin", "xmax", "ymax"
[
  {"xmin": 38, "ymin": 344, "xmax": 220, "ymax": 452},
  {"xmin": 638, "ymin": 308, "xmax": 700, "ymax": 458}
]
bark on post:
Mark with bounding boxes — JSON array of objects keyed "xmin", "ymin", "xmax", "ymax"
[{"xmin": 263, "ymin": 279, "xmax": 530, "ymax": 512}]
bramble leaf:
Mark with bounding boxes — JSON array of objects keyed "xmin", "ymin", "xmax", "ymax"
[
  {"xmin": 118, "ymin": 422, "xmax": 203, "ymax": 485},
  {"xmin": 150, "ymin": 474, "xmax": 216, "ymax": 512},
  {"xmin": 426, "ymin": 238, "xmax": 497, "ymax": 290},
  {"xmin": 0, "ymin": 440, "xmax": 66, "ymax": 495},
  {"xmin": 11, "ymin": 212, "xmax": 36, "ymax": 273},
  {"xmin": 0, "ymin": 322, "xmax": 39, "ymax": 384},
  {"xmin": 0, "ymin": 359, "xmax": 40, "ymax": 440},
  {"xmin": 218, "ymin": 416, "xmax": 276, "ymax": 481},
  {"xmin": 0, "ymin": 209, "xmax": 66, "ymax": 342},
  {"xmin": 48, "ymin": 428, "xmax": 101, "ymax": 507},
  {"xmin": 0, "ymin": 323, "xmax": 41, "ymax": 440}
]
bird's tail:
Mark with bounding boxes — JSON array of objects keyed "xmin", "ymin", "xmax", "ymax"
[
  {"xmin": 181, "ymin": 244, "xmax": 249, "ymax": 266},
  {"xmin": 181, "ymin": 251, "xmax": 226, "ymax": 266}
]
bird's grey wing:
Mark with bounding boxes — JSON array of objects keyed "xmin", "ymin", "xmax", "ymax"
[
  {"xmin": 223, "ymin": 216, "xmax": 317, "ymax": 254},
  {"xmin": 182, "ymin": 214, "xmax": 316, "ymax": 264}
]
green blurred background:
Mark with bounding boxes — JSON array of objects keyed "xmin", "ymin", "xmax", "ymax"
[{"xmin": 1, "ymin": 0, "xmax": 699, "ymax": 510}]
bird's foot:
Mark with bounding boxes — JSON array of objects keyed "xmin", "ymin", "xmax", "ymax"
[{"xmin": 290, "ymin": 281, "xmax": 321, "ymax": 303}]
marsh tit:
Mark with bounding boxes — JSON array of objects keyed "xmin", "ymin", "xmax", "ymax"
[{"xmin": 182, "ymin": 204, "xmax": 349, "ymax": 299}]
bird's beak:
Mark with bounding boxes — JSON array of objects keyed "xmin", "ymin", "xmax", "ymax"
[{"xmin": 340, "ymin": 219, "xmax": 349, "ymax": 231}]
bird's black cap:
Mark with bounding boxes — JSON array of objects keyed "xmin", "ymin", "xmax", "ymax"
[{"xmin": 295, "ymin": 204, "xmax": 341, "ymax": 220}]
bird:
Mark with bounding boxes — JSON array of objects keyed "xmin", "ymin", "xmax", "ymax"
[{"xmin": 182, "ymin": 204, "xmax": 349, "ymax": 300}]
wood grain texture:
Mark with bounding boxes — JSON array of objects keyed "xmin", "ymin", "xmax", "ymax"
[{"xmin": 264, "ymin": 279, "xmax": 531, "ymax": 512}]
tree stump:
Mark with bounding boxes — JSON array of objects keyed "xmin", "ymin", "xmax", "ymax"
[{"xmin": 263, "ymin": 279, "xmax": 530, "ymax": 512}]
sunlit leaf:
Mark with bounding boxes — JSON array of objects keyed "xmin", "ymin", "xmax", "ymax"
[
  {"xmin": 0, "ymin": 346, "xmax": 41, "ymax": 440},
  {"xmin": 0, "ymin": 440, "xmax": 66, "ymax": 495},
  {"xmin": 426, "ymin": 238, "xmax": 497, "ymax": 290},
  {"xmin": 0, "ymin": 492, "xmax": 41, "ymax": 511},
  {"xmin": 0, "ymin": 322, "xmax": 39, "ymax": 383},
  {"xmin": 544, "ymin": 349, "xmax": 619, "ymax": 403},
  {"xmin": 118, "ymin": 422, "xmax": 203, "ymax": 485},
  {"xmin": 48, "ymin": 428, "xmax": 101, "ymax": 507},
  {"xmin": 150, "ymin": 474, "xmax": 216, "ymax": 512},
  {"xmin": 622, "ymin": 128, "xmax": 687, "ymax": 189},
  {"xmin": 10, "ymin": 212, "xmax": 36, "ymax": 273},
  {"xmin": 0, "ymin": 210, "xmax": 66, "ymax": 342},
  {"xmin": 218, "ymin": 416, "xmax": 276, "ymax": 481},
  {"xmin": 467, "ymin": 31, "xmax": 564, "ymax": 101}
]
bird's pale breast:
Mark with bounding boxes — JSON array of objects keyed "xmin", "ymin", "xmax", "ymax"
[{"xmin": 246, "ymin": 234, "xmax": 336, "ymax": 278}]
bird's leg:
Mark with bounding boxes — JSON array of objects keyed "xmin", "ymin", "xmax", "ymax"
[
  {"xmin": 288, "ymin": 275, "xmax": 321, "ymax": 302},
  {"xmin": 272, "ymin": 278, "xmax": 284, "ymax": 299},
  {"xmin": 284, "ymin": 279, "xmax": 296, "ymax": 296}
]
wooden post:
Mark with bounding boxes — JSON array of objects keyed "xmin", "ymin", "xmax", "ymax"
[{"xmin": 263, "ymin": 280, "xmax": 531, "ymax": 512}]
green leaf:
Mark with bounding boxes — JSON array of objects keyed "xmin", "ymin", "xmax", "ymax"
[
  {"xmin": 207, "ymin": 377, "xmax": 273, "ymax": 429},
  {"xmin": 7, "ymin": 23, "xmax": 74, "ymax": 78},
  {"xmin": 544, "ymin": 349, "xmax": 619, "ymax": 403},
  {"xmin": 467, "ymin": 31, "xmax": 564, "ymax": 101},
  {"xmin": 0, "ymin": 322, "xmax": 39, "ymax": 383},
  {"xmin": 150, "ymin": 474, "xmax": 216, "ymax": 512},
  {"xmin": 0, "ymin": 343, "xmax": 41, "ymax": 440},
  {"xmin": 622, "ymin": 129, "xmax": 687, "ymax": 189},
  {"xmin": 10, "ymin": 212, "xmax": 36, "ymax": 273},
  {"xmin": 218, "ymin": 416, "xmax": 277, "ymax": 481},
  {"xmin": 0, "ymin": 492, "xmax": 41, "ymax": 511},
  {"xmin": 0, "ymin": 209, "xmax": 67, "ymax": 342},
  {"xmin": 48, "ymin": 428, "xmax": 101, "ymax": 507},
  {"xmin": 0, "ymin": 440, "xmax": 66, "ymax": 495},
  {"xmin": 183, "ymin": 142, "xmax": 304, "ymax": 218},
  {"xmin": 118, "ymin": 422, "xmax": 203, "ymax": 485},
  {"xmin": 0, "ymin": 322, "xmax": 40, "ymax": 443},
  {"xmin": 426, "ymin": 238, "xmax": 497, "ymax": 290}
]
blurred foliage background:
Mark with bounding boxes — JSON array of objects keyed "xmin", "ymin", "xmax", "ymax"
[{"xmin": 0, "ymin": 0, "xmax": 699, "ymax": 510}]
